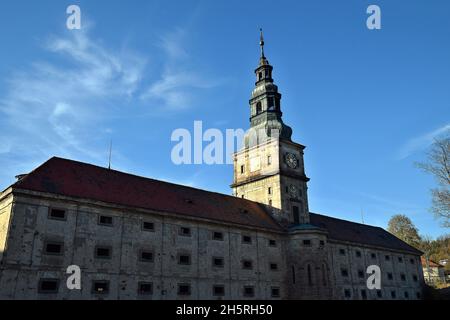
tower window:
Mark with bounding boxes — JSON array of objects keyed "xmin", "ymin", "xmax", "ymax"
[
  {"xmin": 258, "ymin": 72, "xmax": 263, "ymax": 81},
  {"xmin": 256, "ymin": 102, "xmax": 262, "ymax": 114},
  {"xmin": 240, "ymin": 165, "xmax": 245, "ymax": 174},
  {"xmin": 293, "ymin": 206, "xmax": 300, "ymax": 224},
  {"xmin": 268, "ymin": 187, "xmax": 272, "ymax": 195},
  {"xmin": 267, "ymin": 155, "xmax": 272, "ymax": 165},
  {"xmin": 268, "ymin": 199, "xmax": 272, "ymax": 206}
]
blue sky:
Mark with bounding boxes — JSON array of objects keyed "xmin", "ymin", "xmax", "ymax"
[{"xmin": 0, "ymin": 0, "xmax": 449, "ymax": 238}]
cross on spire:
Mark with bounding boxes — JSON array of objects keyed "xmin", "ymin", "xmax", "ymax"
[{"xmin": 260, "ymin": 28, "xmax": 265, "ymax": 58}]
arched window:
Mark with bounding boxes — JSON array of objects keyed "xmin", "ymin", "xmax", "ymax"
[
  {"xmin": 256, "ymin": 102, "xmax": 262, "ymax": 115},
  {"xmin": 307, "ymin": 264, "xmax": 313, "ymax": 286}
]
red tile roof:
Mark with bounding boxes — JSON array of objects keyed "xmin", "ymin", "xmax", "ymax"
[
  {"xmin": 421, "ymin": 257, "xmax": 443, "ymax": 268},
  {"xmin": 11, "ymin": 157, "xmax": 283, "ymax": 231},
  {"xmin": 8, "ymin": 157, "xmax": 422, "ymax": 255}
]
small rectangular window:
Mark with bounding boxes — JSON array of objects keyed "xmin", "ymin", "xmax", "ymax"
[
  {"xmin": 398, "ymin": 257, "xmax": 403, "ymax": 263},
  {"xmin": 391, "ymin": 290, "xmax": 396, "ymax": 299},
  {"xmin": 179, "ymin": 227, "xmax": 191, "ymax": 237},
  {"xmin": 213, "ymin": 231, "xmax": 223, "ymax": 241},
  {"xmin": 356, "ymin": 251, "xmax": 362, "ymax": 258},
  {"xmin": 267, "ymin": 155, "xmax": 272, "ymax": 165},
  {"xmin": 320, "ymin": 240, "xmax": 325, "ymax": 246},
  {"xmin": 213, "ymin": 257, "xmax": 224, "ymax": 268},
  {"xmin": 92, "ymin": 281, "xmax": 109, "ymax": 294},
  {"xmin": 385, "ymin": 255, "xmax": 390, "ymax": 261},
  {"xmin": 341, "ymin": 268, "xmax": 349, "ymax": 277},
  {"xmin": 270, "ymin": 263, "xmax": 278, "ymax": 271},
  {"xmin": 38, "ymin": 279, "xmax": 59, "ymax": 294},
  {"xmin": 377, "ymin": 290, "xmax": 382, "ymax": 298},
  {"xmin": 242, "ymin": 260, "xmax": 253, "ymax": 270},
  {"xmin": 44, "ymin": 241, "xmax": 64, "ymax": 256},
  {"xmin": 95, "ymin": 246, "xmax": 112, "ymax": 259},
  {"xmin": 358, "ymin": 270, "xmax": 364, "ymax": 278},
  {"xmin": 410, "ymin": 258, "xmax": 415, "ymax": 264},
  {"xmin": 271, "ymin": 287, "xmax": 280, "ymax": 298},
  {"xmin": 401, "ymin": 274, "xmax": 406, "ymax": 281},
  {"xmin": 413, "ymin": 275, "xmax": 418, "ymax": 282},
  {"xmin": 138, "ymin": 282, "xmax": 153, "ymax": 295},
  {"xmin": 48, "ymin": 208, "xmax": 66, "ymax": 221},
  {"xmin": 339, "ymin": 249, "xmax": 346, "ymax": 255},
  {"xmin": 139, "ymin": 250, "xmax": 154, "ymax": 262},
  {"xmin": 416, "ymin": 292, "xmax": 421, "ymax": 299},
  {"xmin": 242, "ymin": 235, "xmax": 252, "ymax": 244},
  {"xmin": 213, "ymin": 285, "xmax": 225, "ymax": 297},
  {"xmin": 404, "ymin": 291, "xmax": 409, "ymax": 299},
  {"xmin": 387, "ymin": 273, "xmax": 393, "ymax": 280},
  {"xmin": 268, "ymin": 187, "xmax": 272, "ymax": 195},
  {"xmin": 240, "ymin": 165, "xmax": 245, "ymax": 174},
  {"xmin": 178, "ymin": 254, "xmax": 191, "ymax": 265},
  {"xmin": 371, "ymin": 253, "xmax": 377, "ymax": 259},
  {"xmin": 243, "ymin": 286, "xmax": 254, "ymax": 297},
  {"xmin": 361, "ymin": 289, "xmax": 367, "ymax": 300},
  {"xmin": 178, "ymin": 284, "xmax": 191, "ymax": 296},
  {"xmin": 269, "ymin": 239, "xmax": 277, "ymax": 247},
  {"xmin": 98, "ymin": 215, "xmax": 113, "ymax": 226},
  {"xmin": 303, "ymin": 239, "xmax": 311, "ymax": 246},
  {"xmin": 142, "ymin": 221, "xmax": 155, "ymax": 231},
  {"xmin": 344, "ymin": 289, "xmax": 351, "ymax": 298}
]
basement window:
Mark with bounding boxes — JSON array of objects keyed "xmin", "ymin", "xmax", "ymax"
[
  {"xmin": 38, "ymin": 279, "xmax": 59, "ymax": 294},
  {"xmin": 361, "ymin": 289, "xmax": 367, "ymax": 300},
  {"xmin": 271, "ymin": 287, "xmax": 280, "ymax": 298},
  {"xmin": 98, "ymin": 215, "xmax": 113, "ymax": 226},
  {"xmin": 404, "ymin": 291, "xmax": 409, "ymax": 299},
  {"xmin": 44, "ymin": 241, "xmax": 64, "ymax": 256},
  {"xmin": 344, "ymin": 289, "xmax": 351, "ymax": 298},
  {"xmin": 142, "ymin": 221, "xmax": 155, "ymax": 232},
  {"xmin": 48, "ymin": 208, "xmax": 66, "ymax": 221},
  {"xmin": 243, "ymin": 286, "xmax": 255, "ymax": 297},
  {"xmin": 92, "ymin": 281, "xmax": 109, "ymax": 294},
  {"xmin": 213, "ymin": 285, "xmax": 225, "ymax": 297},
  {"xmin": 391, "ymin": 290, "xmax": 396, "ymax": 299},
  {"xmin": 138, "ymin": 282, "xmax": 153, "ymax": 295},
  {"xmin": 139, "ymin": 250, "xmax": 154, "ymax": 262},
  {"xmin": 178, "ymin": 284, "xmax": 191, "ymax": 296},
  {"xmin": 377, "ymin": 290, "xmax": 382, "ymax": 298},
  {"xmin": 95, "ymin": 246, "xmax": 112, "ymax": 259}
]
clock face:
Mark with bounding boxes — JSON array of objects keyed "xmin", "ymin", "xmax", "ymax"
[
  {"xmin": 285, "ymin": 153, "xmax": 298, "ymax": 169},
  {"xmin": 289, "ymin": 185, "xmax": 298, "ymax": 198}
]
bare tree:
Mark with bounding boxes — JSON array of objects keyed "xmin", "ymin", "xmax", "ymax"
[{"xmin": 417, "ymin": 135, "xmax": 450, "ymax": 228}]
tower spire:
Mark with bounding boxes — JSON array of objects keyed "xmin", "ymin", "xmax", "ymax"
[{"xmin": 259, "ymin": 28, "xmax": 265, "ymax": 58}]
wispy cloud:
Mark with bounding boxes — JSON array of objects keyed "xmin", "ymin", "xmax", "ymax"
[
  {"xmin": 0, "ymin": 29, "xmax": 148, "ymax": 188},
  {"xmin": 140, "ymin": 28, "xmax": 226, "ymax": 111},
  {"xmin": 396, "ymin": 123, "xmax": 450, "ymax": 160}
]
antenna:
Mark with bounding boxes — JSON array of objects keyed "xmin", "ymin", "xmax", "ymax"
[
  {"xmin": 360, "ymin": 207, "xmax": 365, "ymax": 224},
  {"xmin": 108, "ymin": 140, "xmax": 112, "ymax": 170}
]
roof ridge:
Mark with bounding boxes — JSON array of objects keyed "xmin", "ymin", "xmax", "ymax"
[
  {"xmin": 17, "ymin": 156, "xmax": 272, "ymax": 207},
  {"xmin": 310, "ymin": 211, "xmax": 382, "ymax": 229}
]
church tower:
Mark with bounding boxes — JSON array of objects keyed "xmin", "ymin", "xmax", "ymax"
[{"xmin": 232, "ymin": 30, "xmax": 311, "ymax": 225}]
